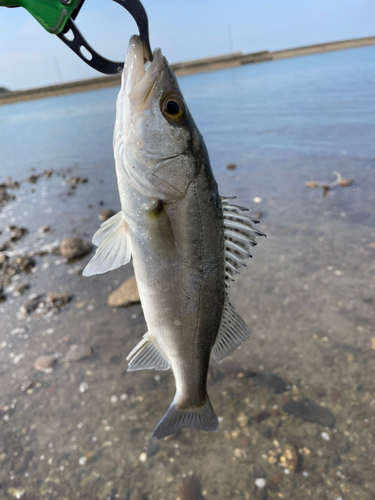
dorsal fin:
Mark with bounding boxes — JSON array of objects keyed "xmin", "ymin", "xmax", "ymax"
[{"xmin": 222, "ymin": 197, "xmax": 265, "ymax": 288}]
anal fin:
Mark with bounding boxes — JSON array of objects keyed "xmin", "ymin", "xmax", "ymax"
[
  {"xmin": 212, "ymin": 298, "xmax": 250, "ymax": 362},
  {"xmin": 127, "ymin": 334, "xmax": 170, "ymax": 371},
  {"xmin": 82, "ymin": 211, "xmax": 131, "ymax": 277}
]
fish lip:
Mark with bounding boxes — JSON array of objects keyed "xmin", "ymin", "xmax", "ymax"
[{"xmin": 126, "ymin": 35, "xmax": 164, "ymax": 106}]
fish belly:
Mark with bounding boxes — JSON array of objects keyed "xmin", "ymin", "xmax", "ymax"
[{"xmin": 123, "ymin": 170, "xmax": 225, "ymax": 407}]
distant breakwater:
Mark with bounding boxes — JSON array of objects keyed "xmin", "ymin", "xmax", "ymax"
[{"xmin": 1, "ymin": 36, "xmax": 374, "ymax": 106}]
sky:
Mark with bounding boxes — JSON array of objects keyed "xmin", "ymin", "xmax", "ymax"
[{"xmin": 0, "ymin": 0, "xmax": 374, "ymax": 90}]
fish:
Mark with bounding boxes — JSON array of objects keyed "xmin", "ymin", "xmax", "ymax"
[{"xmin": 83, "ymin": 35, "xmax": 265, "ymax": 440}]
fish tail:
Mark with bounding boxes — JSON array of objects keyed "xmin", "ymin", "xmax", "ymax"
[{"xmin": 152, "ymin": 393, "xmax": 219, "ymax": 440}]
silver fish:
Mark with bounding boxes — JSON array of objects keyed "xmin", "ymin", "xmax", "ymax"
[{"xmin": 83, "ymin": 35, "xmax": 264, "ymax": 439}]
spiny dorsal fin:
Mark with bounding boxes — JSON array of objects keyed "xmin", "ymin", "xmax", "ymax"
[
  {"xmin": 222, "ymin": 197, "xmax": 265, "ymax": 288},
  {"xmin": 127, "ymin": 334, "xmax": 170, "ymax": 371},
  {"xmin": 83, "ymin": 211, "xmax": 131, "ymax": 277},
  {"xmin": 212, "ymin": 298, "xmax": 250, "ymax": 362}
]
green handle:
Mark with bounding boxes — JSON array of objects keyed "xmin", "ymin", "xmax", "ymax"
[{"xmin": 1, "ymin": 0, "xmax": 82, "ymax": 34}]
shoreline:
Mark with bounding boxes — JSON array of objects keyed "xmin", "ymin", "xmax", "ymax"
[{"xmin": 1, "ymin": 35, "xmax": 374, "ymax": 106}]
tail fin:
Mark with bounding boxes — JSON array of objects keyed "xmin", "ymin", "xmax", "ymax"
[{"xmin": 152, "ymin": 394, "xmax": 219, "ymax": 440}]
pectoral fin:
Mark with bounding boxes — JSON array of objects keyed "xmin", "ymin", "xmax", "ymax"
[
  {"xmin": 145, "ymin": 201, "xmax": 175, "ymax": 261},
  {"xmin": 127, "ymin": 334, "xmax": 170, "ymax": 371},
  {"xmin": 82, "ymin": 211, "xmax": 131, "ymax": 277}
]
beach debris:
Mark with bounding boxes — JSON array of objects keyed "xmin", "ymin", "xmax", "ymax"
[
  {"xmin": 47, "ymin": 291, "xmax": 72, "ymax": 308},
  {"xmin": 60, "ymin": 237, "xmax": 91, "ymax": 260},
  {"xmin": 252, "ymin": 370, "xmax": 290, "ymax": 394},
  {"xmin": 13, "ymin": 283, "xmax": 30, "ymax": 296},
  {"xmin": 305, "ymin": 171, "xmax": 353, "ymax": 197},
  {"xmin": 226, "ymin": 163, "xmax": 237, "ymax": 170},
  {"xmin": 34, "ymin": 354, "xmax": 57, "ymax": 372},
  {"xmin": 99, "ymin": 208, "xmax": 116, "ymax": 221},
  {"xmin": 107, "ymin": 275, "xmax": 140, "ymax": 307},
  {"xmin": 65, "ymin": 344, "xmax": 93, "ymax": 362},
  {"xmin": 283, "ymin": 398, "xmax": 336, "ymax": 427}
]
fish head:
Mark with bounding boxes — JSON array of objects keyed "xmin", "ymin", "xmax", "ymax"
[{"xmin": 114, "ymin": 35, "xmax": 203, "ymax": 202}]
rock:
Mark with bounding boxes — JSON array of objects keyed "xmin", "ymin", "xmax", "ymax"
[
  {"xmin": 107, "ymin": 276, "xmax": 140, "ymax": 307},
  {"xmin": 0, "ymin": 253, "xmax": 9, "ymax": 265},
  {"xmin": 99, "ymin": 208, "xmax": 116, "ymax": 221},
  {"xmin": 28, "ymin": 174, "xmax": 40, "ymax": 184},
  {"xmin": 252, "ymin": 370, "xmax": 289, "ymax": 394},
  {"xmin": 39, "ymin": 225, "xmax": 50, "ymax": 233},
  {"xmin": 0, "ymin": 241, "xmax": 10, "ymax": 252},
  {"xmin": 13, "ymin": 283, "xmax": 29, "ymax": 296},
  {"xmin": 21, "ymin": 295, "xmax": 44, "ymax": 315},
  {"xmin": 0, "ymin": 186, "xmax": 15, "ymax": 208},
  {"xmin": 65, "ymin": 344, "xmax": 93, "ymax": 362},
  {"xmin": 282, "ymin": 398, "xmax": 336, "ymax": 427},
  {"xmin": 34, "ymin": 355, "xmax": 57, "ymax": 372},
  {"xmin": 226, "ymin": 163, "xmax": 237, "ymax": 170},
  {"xmin": 179, "ymin": 477, "xmax": 202, "ymax": 500},
  {"xmin": 0, "ymin": 286, "xmax": 5, "ymax": 302},
  {"xmin": 47, "ymin": 292, "xmax": 72, "ymax": 307},
  {"xmin": 9, "ymin": 226, "xmax": 28, "ymax": 242},
  {"xmin": 13, "ymin": 256, "xmax": 36, "ymax": 272},
  {"xmin": 67, "ymin": 176, "xmax": 88, "ymax": 185},
  {"xmin": 60, "ymin": 237, "xmax": 91, "ymax": 260},
  {"xmin": 20, "ymin": 380, "xmax": 36, "ymax": 392}
]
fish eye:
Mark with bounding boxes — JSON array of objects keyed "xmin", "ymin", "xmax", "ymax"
[{"xmin": 161, "ymin": 93, "xmax": 185, "ymax": 122}]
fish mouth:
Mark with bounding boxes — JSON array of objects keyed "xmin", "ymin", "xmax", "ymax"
[{"xmin": 124, "ymin": 35, "xmax": 164, "ymax": 109}]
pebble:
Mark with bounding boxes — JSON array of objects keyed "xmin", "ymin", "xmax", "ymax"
[
  {"xmin": 8, "ymin": 487, "xmax": 25, "ymax": 499},
  {"xmin": 338, "ymin": 178, "xmax": 353, "ymax": 187},
  {"xmin": 13, "ymin": 283, "xmax": 29, "ymax": 296},
  {"xmin": 60, "ymin": 237, "xmax": 91, "ymax": 260},
  {"xmin": 9, "ymin": 226, "xmax": 28, "ymax": 242},
  {"xmin": 255, "ymin": 478, "xmax": 266, "ymax": 489},
  {"xmin": 226, "ymin": 163, "xmax": 237, "ymax": 170},
  {"xmin": 107, "ymin": 275, "xmax": 140, "ymax": 307},
  {"xmin": 253, "ymin": 197, "xmax": 262, "ymax": 203},
  {"xmin": 65, "ymin": 344, "xmax": 93, "ymax": 362},
  {"xmin": 110, "ymin": 395, "xmax": 118, "ymax": 404},
  {"xmin": 321, "ymin": 431, "xmax": 330, "ymax": 441},
  {"xmin": 99, "ymin": 208, "xmax": 116, "ymax": 221},
  {"xmin": 139, "ymin": 452, "xmax": 147, "ymax": 462},
  {"xmin": 78, "ymin": 456, "xmax": 87, "ymax": 466},
  {"xmin": 79, "ymin": 382, "xmax": 89, "ymax": 393},
  {"xmin": 34, "ymin": 355, "xmax": 57, "ymax": 372},
  {"xmin": 39, "ymin": 225, "xmax": 50, "ymax": 233},
  {"xmin": 282, "ymin": 398, "xmax": 336, "ymax": 427}
]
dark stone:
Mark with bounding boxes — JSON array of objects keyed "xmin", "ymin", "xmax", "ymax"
[
  {"xmin": 283, "ymin": 398, "xmax": 336, "ymax": 427},
  {"xmin": 21, "ymin": 295, "xmax": 44, "ymax": 314},
  {"xmin": 65, "ymin": 344, "xmax": 93, "ymax": 362},
  {"xmin": 252, "ymin": 370, "xmax": 289, "ymax": 394}
]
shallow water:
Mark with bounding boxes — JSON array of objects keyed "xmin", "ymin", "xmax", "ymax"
[{"xmin": 0, "ymin": 46, "xmax": 375, "ymax": 500}]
